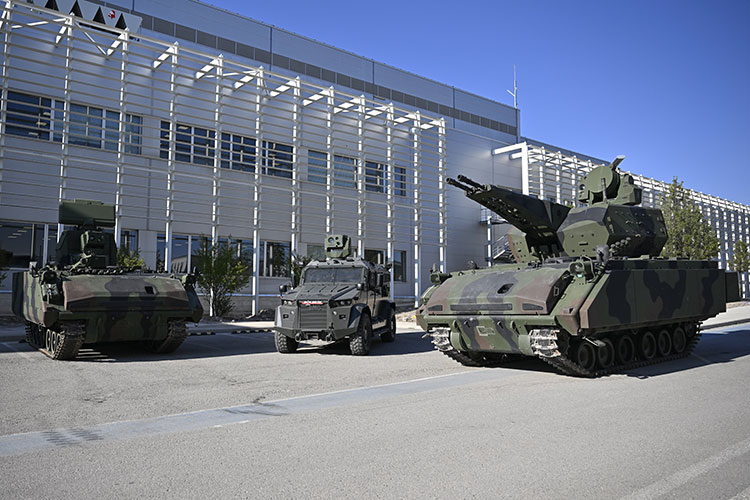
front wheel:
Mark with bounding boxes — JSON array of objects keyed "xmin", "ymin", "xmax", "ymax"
[
  {"xmin": 380, "ymin": 311, "xmax": 397, "ymax": 343},
  {"xmin": 350, "ymin": 313, "xmax": 372, "ymax": 356},
  {"xmin": 275, "ymin": 331, "xmax": 298, "ymax": 353}
]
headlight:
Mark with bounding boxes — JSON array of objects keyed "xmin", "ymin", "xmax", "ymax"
[
  {"xmin": 332, "ymin": 299, "xmax": 352, "ymax": 307},
  {"xmin": 281, "ymin": 299, "xmax": 295, "ymax": 306}
]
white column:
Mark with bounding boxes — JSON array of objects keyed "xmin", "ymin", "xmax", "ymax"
[
  {"xmin": 56, "ymin": 16, "xmax": 74, "ymax": 241},
  {"xmin": 356, "ymin": 95, "xmax": 365, "ymax": 257},
  {"xmin": 114, "ymin": 28, "xmax": 130, "ymax": 247},
  {"xmin": 164, "ymin": 42, "xmax": 179, "ymax": 272},
  {"xmin": 438, "ymin": 117, "xmax": 447, "ymax": 272},
  {"xmin": 386, "ymin": 103, "xmax": 394, "ymax": 299},
  {"xmin": 211, "ymin": 55, "xmax": 224, "ymax": 244},
  {"xmin": 325, "ymin": 87, "xmax": 334, "ymax": 234},
  {"xmin": 251, "ymin": 67, "xmax": 265, "ymax": 315},
  {"xmin": 290, "ymin": 77, "xmax": 301, "ymax": 258},
  {"xmin": 412, "ymin": 112, "xmax": 422, "ymax": 307}
]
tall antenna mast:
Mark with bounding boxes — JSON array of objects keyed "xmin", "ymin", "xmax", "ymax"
[{"xmin": 506, "ymin": 64, "xmax": 518, "ymax": 108}]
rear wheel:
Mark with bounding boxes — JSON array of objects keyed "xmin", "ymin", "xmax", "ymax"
[
  {"xmin": 45, "ymin": 323, "xmax": 84, "ymax": 360},
  {"xmin": 149, "ymin": 320, "xmax": 188, "ymax": 354},
  {"xmin": 672, "ymin": 326, "xmax": 687, "ymax": 354},
  {"xmin": 380, "ymin": 311, "xmax": 397, "ymax": 343},
  {"xmin": 275, "ymin": 331, "xmax": 298, "ymax": 353},
  {"xmin": 350, "ymin": 313, "xmax": 372, "ymax": 356}
]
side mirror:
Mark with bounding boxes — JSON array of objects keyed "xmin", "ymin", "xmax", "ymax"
[
  {"xmin": 279, "ymin": 284, "xmax": 289, "ymax": 294},
  {"xmin": 356, "ymin": 282, "xmax": 365, "ymax": 291}
]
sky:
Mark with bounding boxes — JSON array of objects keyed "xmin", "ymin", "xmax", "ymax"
[{"xmin": 208, "ymin": 0, "xmax": 750, "ymax": 204}]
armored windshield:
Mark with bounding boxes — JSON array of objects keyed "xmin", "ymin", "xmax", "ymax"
[{"xmin": 303, "ymin": 267, "xmax": 363, "ymax": 283}]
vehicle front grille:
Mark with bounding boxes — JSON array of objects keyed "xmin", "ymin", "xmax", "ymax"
[{"xmin": 299, "ymin": 306, "xmax": 328, "ymax": 330}]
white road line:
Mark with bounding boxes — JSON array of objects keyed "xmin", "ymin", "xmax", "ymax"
[
  {"xmin": 729, "ymin": 485, "xmax": 750, "ymax": 500},
  {"xmin": 0, "ymin": 367, "xmax": 520, "ymax": 457},
  {"xmin": 618, "ymin": 436, "xmax": 750, "ymax": 500}
]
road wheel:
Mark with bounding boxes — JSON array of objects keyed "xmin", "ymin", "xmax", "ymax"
[
  {"xmin": 637, "ymin": 331, "xmax": 657, "ymax": 360},
  {"xmin": 615, "ymin": 334, "xmax": 636, "ymax": 364},
  {"xmin": 350, "ymin": 313, "xmax": 372, "ymax": 356},
  {"xmin": 380, "ymin": 311, "xmax": 397, "ymax": 342},
  {"xmin": 596, "ymin": 338, "xmax": 615, "ymax": 369},
  {"xmin": 150, "ymin": 320, "xmax": 188, "ymax": 354},
  {"xmin": 672, "ymin": 326, "xmax": 687, "ymax": 354},
  {"xmin": 656, "ymin": 328, "xmax": 672, "ymax": 357},
  {"xmin": 575, "ymin": 340, "xmax": 597, "ymax": 371},
  {"xmin": 275, "ymin": 331, "xmax": 298, "ymax": 353}
]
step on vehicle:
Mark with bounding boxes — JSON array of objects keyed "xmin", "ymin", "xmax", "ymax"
[
  {"xmin": 12, "ymin": 199, "xmax": 203, "ymax": 359},
  {"xmin": 274, "ymin": 234, "xmax": 397, "ymax": 355},
  {"xmin": 417, "ymin": 157, "xmax": 741, "ymax": 376}
]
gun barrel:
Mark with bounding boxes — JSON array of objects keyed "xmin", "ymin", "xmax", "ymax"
[
  {"xmin": 446, "ymin": 177, "xmax": 472, "ymax": 193},
  {"xmin": 456, "ymin": 175, "xmax": 483, "ymax": 189}
]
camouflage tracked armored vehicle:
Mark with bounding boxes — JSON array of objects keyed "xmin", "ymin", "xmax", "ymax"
[
  {"xmin": 274, "ymin": 234, "xmax": 396, "ymax": 355},
  {"xmin": 417, "ymin": 157, "xmax": 741, "ymax": 376},
  {"xmin": 12, "ymin": 200, "xmax": 203, "ymax": 360}
]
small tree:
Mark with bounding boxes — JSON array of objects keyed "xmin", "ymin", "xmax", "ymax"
[
  {"xmin": 290, "ymin": 252, "xmax": 311, "ymax": 286},
  {"xmin": 117, "ymin": 246, "xmax": 145, "ymax": 268},
  {"xmin": 660, "ymin": 177, "xmax": 719, "ymax": 260},
  {"xmin": 192, "ymin": 238, "xmax": 251, "ymax": 317},
  {"xmin": 729, "ymin": 240, "xmax": 750, "ymax": 273}
]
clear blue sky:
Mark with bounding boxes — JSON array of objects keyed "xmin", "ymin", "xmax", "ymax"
[{"xmin": 209, "ymin": 0, "xmax": 750, "ymax": 204}]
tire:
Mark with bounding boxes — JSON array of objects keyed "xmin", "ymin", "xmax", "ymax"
[
  {"xmin": 275, "ymin": 331, "xmax": 298, "ymax": 353},
  {"xmin": 656, "ymin": 328, "xmax": 672, "ymax": 357},
  {"xmin": 615, "ymin": 334, "xmax": 636, "ymax": 364},
  {"xmin": 637, "ymin": 331, "xmax": 657, "ymax": 360},
  {"xmin": 349, "ymin": 312, "xmax": 372, "ymax": 356},
  {"xmin": 672, "ymin": 326, "xmax": 687, "ymax": 354},
  {"xmin": 596, "ymin": 338, "xmax": 615, "ymax": 369},
  {"xmin": 575, "ymin": 341, "xmax": 597, "ymax": 371},
  {"xmin": 380, "ymin": 311, "xmax": 397, "ymax": 343}
]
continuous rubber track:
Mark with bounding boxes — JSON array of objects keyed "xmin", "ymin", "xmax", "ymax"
[
  {"xmin": 529, "ymin": 324, "xmax": 702, "ymax": 377},
  {"xmin": 428, "ymin": 323, "xmax": 702, "ymax": 376},
  {"xmin": 151, "ymin": 320, "xmax": 188, "ymax": 354},
  {"xmin": 37, "ymin": 322, "xmax": 85, "ymax": 360}
]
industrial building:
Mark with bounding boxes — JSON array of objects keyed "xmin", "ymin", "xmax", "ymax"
[{"xmin": 1, "ymin": 0, "xmax": 747, "ymax": 314}]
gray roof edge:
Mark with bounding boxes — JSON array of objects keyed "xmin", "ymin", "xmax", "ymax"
[{"xmin": 190, "ymin": 0, "xmax": 517, "ymax": 114}]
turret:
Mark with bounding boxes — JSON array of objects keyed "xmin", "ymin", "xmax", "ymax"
[
  {"xmin": 56, "ymin": 199, "xmax": 117, "ymax": 268},
  {"xmin": 449, "ymin": 156, "xmax": 668, "ymax": 263},
  {"xmin": 324, "ymin": 234, "xmax": 353, "ymax": 259}
]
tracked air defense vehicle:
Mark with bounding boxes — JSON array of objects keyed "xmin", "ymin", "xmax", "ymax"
[
  {"xmin": 12, "ymin": 200, "xmax": 203, "ymax": 359},
  {"xmin": 416, "ymin": 157, "xmax": 740, "ymax": 376},
  {"xmin": 274, "ymin": 234, "xmax": 396, "ymax": 355}
]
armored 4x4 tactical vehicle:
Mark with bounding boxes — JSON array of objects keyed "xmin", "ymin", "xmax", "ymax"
[
  {"xmin": 12, "ymin": 200, "xmax": 203, "ymax": 360},
  {"xmin": 274, "ymin": 234, "xmax": 397, "ymax": 355},
  {"xmin": 417, "ymin": 157, "xmax": 740, "ymax": 376}
]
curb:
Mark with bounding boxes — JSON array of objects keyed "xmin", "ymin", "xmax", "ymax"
[{"xmin": 701, "ymin": 318, "xmax": 750, "ymax": 331}]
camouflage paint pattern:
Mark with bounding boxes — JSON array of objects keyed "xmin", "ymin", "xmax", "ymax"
[
  {"xmin": 418, "ymin": 158, "xmax": 741, "ymax": 361},
  {"xmin": 11, "ymin": 199, "xmax": 203, "ymax": 346}
]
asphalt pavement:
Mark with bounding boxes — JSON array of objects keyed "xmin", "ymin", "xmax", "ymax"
[{"xmin": 1, "ymin": 317, "xmax": 749, "ymax": 499}]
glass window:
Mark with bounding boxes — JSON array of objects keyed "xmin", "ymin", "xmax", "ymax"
[
  {"xmin": 0, "ymin": 221, "xmax": 33, "ymax": 267},
  {"xmin": 6, "ymin": 91, "xmax": 51, "ymax": 140},
  {"xmin": 393, "ymin": 250, "xmax": 407, "ymax": 282},
  {"xmin": 221, "ymin": 133, "xmax": 256, "ymax": 172},
  {"xmin": 231, "ymin": 238, "xmax": 254, "ymax": 270},
  {"xmin": 261, "ymin": 241, "xmax": 290, "ymax": 277},
  {"xmin": 156, "ymin": 233, "xmax": 167, "ymax": 271},
  {"xmin": 333, "ymin": 154, "xmax": 356, "ymax": 188},
  {"xmin": 365, "ymin": 248, "xmax": 384, "ymax": 265},
  {"xmin": 303, "ymin": 267, "xmax": 363, "ymax": 283},
  {"xmin": 160, "ymin": 121, "xmax": 215, "ymax": 164},
  {"xmin": 306, "ymin": 243, "xmax": 325, "ymax": 261},
  {"xmin": 262, "ymin": 140, "xmax": 294, "ymax": 178},
  {"xmin": 365, "ymin": 161, "xmax": 387, "ymax": 193},
  {"xmin": 307, "ymin": 150, "xmax": 327, "ymax": 184},
  {"xmin": 120, "ymin": 230, "xmax": 138, "ymax": 253},
  {"xmin": 394, "ymin": 166, "xmax": 407, "ymax": 197},
  {"xmin": 69, "ymin": 103, "xmax": 103, "ymax": 148},
  {"xmin": 171, "ymin": 235, "xmax": 189, "ymax": 273}
]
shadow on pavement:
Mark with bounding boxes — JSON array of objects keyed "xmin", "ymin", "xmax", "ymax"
[{"xmin": 291, "ymin": 330, "xmax": 434, "ymax": 357}]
